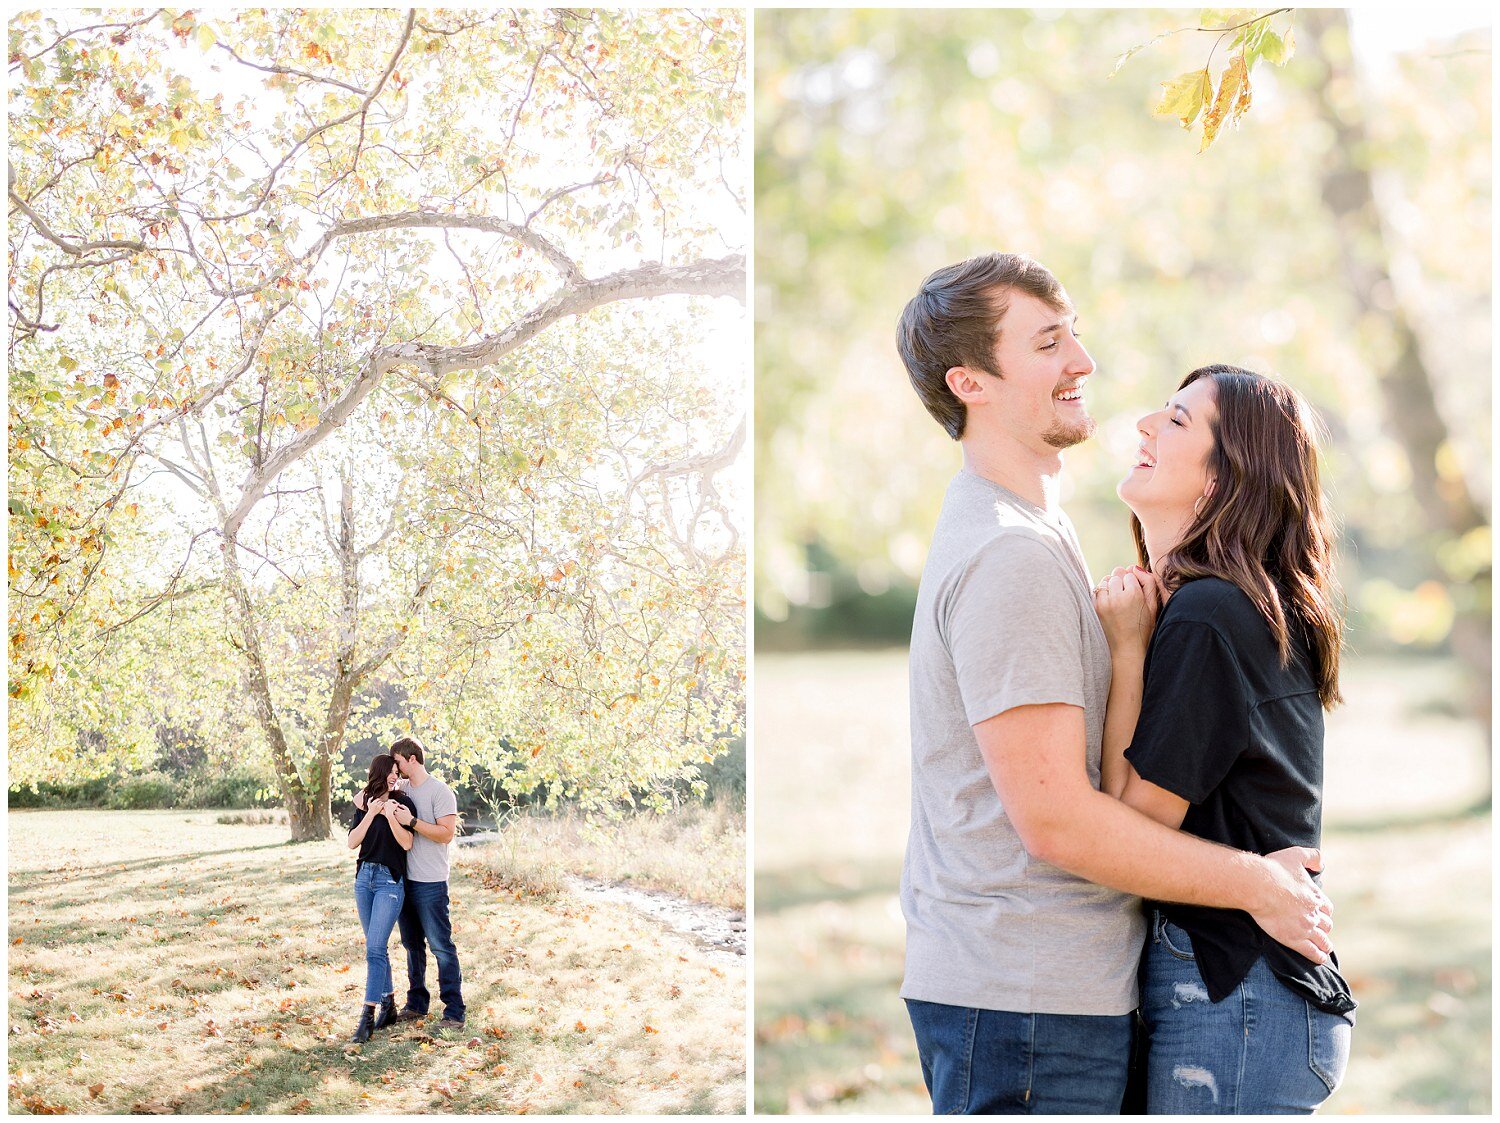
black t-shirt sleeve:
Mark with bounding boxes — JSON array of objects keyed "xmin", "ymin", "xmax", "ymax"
[{"xmin": 1124, "ymin": 619, "xmax": 1251, "ymax": 804}]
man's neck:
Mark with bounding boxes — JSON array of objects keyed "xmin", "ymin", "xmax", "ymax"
[
  {"xmin": 406, "ymin": 765, "xmax": 430, "ymax": 787},
  {"xmin": 961, "ymin": 434, "xmax": 1065, "ymax": 515}
]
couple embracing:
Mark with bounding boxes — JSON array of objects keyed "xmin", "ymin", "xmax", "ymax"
[
  {"xmin": 344, "ymin": 736, "xmax": 466, "ymax": 1044},
  {"xmin": 897, "ymin": 254, "xmax": 1356, "ymax": 1115}
]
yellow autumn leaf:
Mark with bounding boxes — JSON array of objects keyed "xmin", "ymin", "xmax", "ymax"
[
  {"xmin": 1153, "ymin": 69, "xmax": 1212, "ymax": 129},
  {"xmin": 1199, "ymin": 55, "xmax": 1247, "ymax": 153}
]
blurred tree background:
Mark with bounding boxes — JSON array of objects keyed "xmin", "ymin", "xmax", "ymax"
[{"xmin": 754, "ymin": 7, "xmax": 1489, "ymax": 1115}]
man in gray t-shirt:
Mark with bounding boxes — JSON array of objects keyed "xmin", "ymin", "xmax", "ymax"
[
  {"xmin": 894, "ymin": 253, "xmax": 1333, "ymax": 1114},
  {"xmin": 386, "ymin": 736, "xmax": 466, "ymax": 1027}
]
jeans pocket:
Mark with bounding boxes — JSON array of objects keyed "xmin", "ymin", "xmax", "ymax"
[
  {"xmin": 1306, "ymin": 1004, "xmax": 1353, "ymax": 1096},
  {"xmin": 1157, "ymin": 918, "xmax": 1197, "ymax": 962},
  {"xmin": 905, "ymin": 1000, "xmax": 977, "ymax": 1114}
]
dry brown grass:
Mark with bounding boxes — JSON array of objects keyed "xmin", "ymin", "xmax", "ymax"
[
  {"xmin": 7, "ymin": 809, "xmax": 745, "ymax": 1115},
  {"xmin": 463, "ymin": 802, "xmax": 745, "ymax": 910}
]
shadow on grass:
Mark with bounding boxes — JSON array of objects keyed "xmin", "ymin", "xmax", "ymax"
[{"xmin": 10, "ymin": 841, "xmax": 302, "ymax": 890}]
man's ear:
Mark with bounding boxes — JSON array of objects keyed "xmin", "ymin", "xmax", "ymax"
[{"xmin": 945, "ymin": 365, "xmax": 989, "ymax": 405}]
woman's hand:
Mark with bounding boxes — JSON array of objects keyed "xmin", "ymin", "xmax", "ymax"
[{"xmin": 1094, "ymin": 566, "xmax": 1163, "ymax": 659}]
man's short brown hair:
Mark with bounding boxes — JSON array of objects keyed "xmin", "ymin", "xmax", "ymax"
[
  {"xmin": 896, "ymin": 253, "xmax": 1071, "ymax": 439},
  {"xmin": 390, "ymin": 735, "xmax": 424, "ymax": 764}
]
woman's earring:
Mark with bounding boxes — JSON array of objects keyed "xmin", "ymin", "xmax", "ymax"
[{"xmin": 1193, "ymin": 494, "xmax": 1208, "ymax": 518}]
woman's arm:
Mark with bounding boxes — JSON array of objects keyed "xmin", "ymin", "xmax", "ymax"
[
  {"xmin": 347, "ymin": 800, "xmax": 381, "ymax": 849},
  {"xmin": 1100, "ymin": 652, "xmax": 1189, "ymax": 827},
  {"xmin": 1093, "ymin": 567, "xmax": 1162, "ymax": 800},
  {"xmin": 1100, "ymin": 651, "xmax": 1145, "ymax": 799}
]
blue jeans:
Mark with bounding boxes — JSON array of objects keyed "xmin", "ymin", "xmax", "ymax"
[
  {"xmin": 353, "ymin": 863, "xmax": 404, "ymax": 1006},
  {"xmin": 905, "ymin": 998, "xmax": 1133, "ymax": 1114},
  {"xmin": 1140, "ymin": 912, "xmax": 1354, "ymax": 1114},
  {"xmin": 398, "ymin": 878, "xmax": 465, "ymax": 1022}
]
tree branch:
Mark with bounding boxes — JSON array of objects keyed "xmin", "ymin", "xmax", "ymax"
[{"xmin": 221, "ymin": 253, "xmax": 745, "ymax": 539}]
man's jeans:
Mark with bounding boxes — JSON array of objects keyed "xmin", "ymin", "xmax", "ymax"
[
  {"xmin": 353, "ymin": 863, "xmax": 404, "ymax": 1006},
  {"xmin": 905, "ymin": 998, "xmax": 1133, "ymax": 1114},
  {"xmin": 1140, "ymin": 912, "xmax": 1353, "ymax": 1114},
  {"xmin": 398, "ymin": 878, "xmax": 465, "ymax": 1022}
]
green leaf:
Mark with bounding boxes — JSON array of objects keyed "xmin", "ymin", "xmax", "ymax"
[
  {"xmin": 1153, "ymin": 69, "xmax": 1212, "ymax": 129},
  {"xmin": 194, "ymin": 23, "xmax": 215, "ymax": 52},
  {"xmin": 1258, "ymin": 28, "xmax": 1293, "ymax": 66},
  {"xmin": 58, "ymin": 355, "xmax": 78, "ymax": 373}
]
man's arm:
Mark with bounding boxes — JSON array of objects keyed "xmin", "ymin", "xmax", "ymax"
[
  {"xmin": 975, "ymin": 701, "xmax": 1332, "ymax": 962},
  {"xmin": 393, "ymin": 805, "xmax": 457, "ymax": 844}
]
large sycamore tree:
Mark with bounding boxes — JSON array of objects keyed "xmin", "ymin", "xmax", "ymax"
[{"xmin": 9, "ymin": 9, "xmax": 747, "ymax": 839}]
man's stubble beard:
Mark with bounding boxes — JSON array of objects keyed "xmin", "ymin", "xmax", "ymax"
[{"xmin": 1042, "ymin": 413, "xmax": 1097, "ymax": 450}]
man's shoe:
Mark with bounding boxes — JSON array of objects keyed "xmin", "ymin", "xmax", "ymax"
[
  {"xmin": 373, "ymin": 995, "xmax": 398, "ymax": 1030},
  {"xmin": 434, "ymin": 1016, "xmax": 466, "ymax": 1031},
  {"xmin": 394, "ymin": 1006, "xmax": 425, "ymax": 1023},
  {"xmin": 351, "ymin": 1005, "xmax": 376, "ymax": 1044}
]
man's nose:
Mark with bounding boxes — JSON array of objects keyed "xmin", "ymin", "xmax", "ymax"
[{"xmin": 1067, "ymin": 336, "xmax": 1095, "ymax": 376}]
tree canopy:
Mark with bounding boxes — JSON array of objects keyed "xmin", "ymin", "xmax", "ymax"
[{"xmin": 9, "ymin": 8, "xmax": 747, "ymax": 837}]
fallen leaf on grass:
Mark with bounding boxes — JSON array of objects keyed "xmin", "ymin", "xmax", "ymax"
[
  {"xmin": 574, "ymin": 1021, "xmax": 587, "ymax": 1033},
  {"xmin": 19, "ymin": 1094, "xmax": 69, "ymax": 1114},
  {"xmin": 643, "ymin": 1024, "xmax": 659, "ymax": 1034},
  {"xmin": 88, "ymin": 1083, "xmax": 105, "ymax": 1099}
]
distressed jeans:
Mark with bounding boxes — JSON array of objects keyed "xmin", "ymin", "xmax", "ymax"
[
  {"xmin": 353, "ymin": 862, "xmax": 404, "ymax": 1006},
  {"xmin": 1140, "ymin": 911, "xmax": 1354, "ymax": 1114},
  {"xmin": 905, "ymin": 998, "xmax": 1133, "ymax": 1114}
]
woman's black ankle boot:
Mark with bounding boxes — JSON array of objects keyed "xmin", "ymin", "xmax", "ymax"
[
  {"xmin": 351, "ymin": 1005, "xmax": 376, "ymax": 1044},
  {"xmin": 374, "ymin": 994, "xmax": 398, "ymax": 1030}
]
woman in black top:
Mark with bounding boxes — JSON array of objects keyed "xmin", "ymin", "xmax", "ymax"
[
  {"xmin": 347, "ymin": 754, "xmax": 417, "ymax": 1044},
  {"xmin": 1095, "ymin": 365, "xmax": 1354, "ymax": 1114}
]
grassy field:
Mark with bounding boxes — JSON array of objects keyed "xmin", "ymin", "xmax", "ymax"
[
  {"xmin": 474, "ymin": 802, "xmax": 745, "ymax": 910},
  {"xmin": 7, "ymin": 808, "xmax": 745, "ymax": 1115},
  {"xmin": 754, "ymin": 649, "xmax": 1492, "ymax": 1115}
]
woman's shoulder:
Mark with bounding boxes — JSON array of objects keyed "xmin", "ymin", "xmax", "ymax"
[{"xmin": 1162, "ymin": 576, "xmax": 1264, "ymax": 632}]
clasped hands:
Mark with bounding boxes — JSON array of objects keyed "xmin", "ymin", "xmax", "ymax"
[
  {"xmin": 367, "ymin": 796, "xmax": 416, "ymax": 829},
  {"xmin": 1093, "ymin": 564, "xmax": 1167, "ymax": 655}
]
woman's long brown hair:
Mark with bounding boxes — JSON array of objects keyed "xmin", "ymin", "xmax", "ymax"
[{"xmin": 1132, "ymin": 365, "xmax": 1344, "ymax": 708}]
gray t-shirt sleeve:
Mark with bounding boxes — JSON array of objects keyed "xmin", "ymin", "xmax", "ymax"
[
  {"xmin": 943, "ymin": 534, "xmax": 1088, "ymax": 727},
  {"xmin": 430, "ymin": 781, "xmax": 458, "ymax": 820}
]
